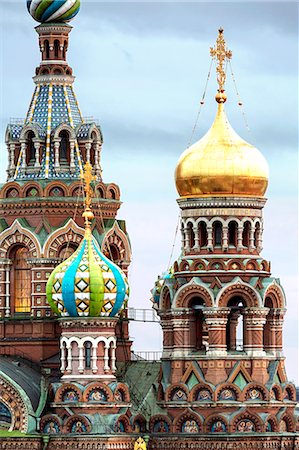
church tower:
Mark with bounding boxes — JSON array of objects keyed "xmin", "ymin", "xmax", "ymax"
[
  {"xmin": 152, "ymin": 29, "xmax": 297, "ymax": 437},
  {"xmin": 0, "ymin": 1, "xmax": 131, "ymax": 367}
]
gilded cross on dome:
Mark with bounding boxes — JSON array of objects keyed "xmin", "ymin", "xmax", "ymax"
[
  {"xmin": 81, "ymin": 162, "xmax": 96, "ymax": 232},
  {"xmin": 210, "ymin": 28, "xmax": 232, "ymax": 97}
]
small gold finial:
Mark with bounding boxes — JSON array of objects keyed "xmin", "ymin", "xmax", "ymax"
[
  {"xmin": 134, "ymin": 437, "xmax": 147, "ymax": 450},
  {"xmin": 81, "ymin": 162, "xmax": 96, "ymax": 234},
  {"xmin": 210, "ymin": 28, "xmax": 232, "ymax": 103}
]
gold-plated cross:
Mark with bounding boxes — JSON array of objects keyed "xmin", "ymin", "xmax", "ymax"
[
  {"xmin": 210, "ymin": 28, "xmax": 232, "ymax": 92},
  {"xmin": 81, "ymin": 161, "xmax": 96, "ymax": 230}
]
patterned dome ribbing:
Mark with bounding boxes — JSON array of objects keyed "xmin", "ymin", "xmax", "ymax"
[
  {"xmin": 27, "ymin": 0, "xmax": 80, "ymax": 23},
  {"xmin": 46, "ymin": 233, "xmax": 129, "ymax": 317},
  {"xmin": 46, "ymin": 162, "xmax": 129, "ymax": 317}
]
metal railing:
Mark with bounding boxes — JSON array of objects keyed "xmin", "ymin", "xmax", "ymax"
[
  {"xmin": 127, "ymin": 308, "xmax": 160, "ymax": 323},
  {"xmin": 9, "ymin": 118, "xmax": 24, "ymax": 125},
  {"xmin": 131, "ymin": 351, "xmax": 162, "ymax": 361}
]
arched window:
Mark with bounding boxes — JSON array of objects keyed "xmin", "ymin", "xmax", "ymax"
[
  {"xmin": 10, "ymin": 246, "xmax": 31, "ymax": 314},
  {"xmin": 263, "ymin": 297, "xmax": 274, "ymax": 352},
  {"xmin": 254, "ymin": 223, "xmax": 260, "ymax": 248},
  {"xmin": 54, "ymin": 39, "xmax": 60, "ymax": 59},
  {"xmin": 84, "ymin": 341, "xmax": 92, "ymax": 369},
  {"xmin": 213, "ymin": 221, "xmax": 222, "ymax": 246},
  {"xmin": 26, "ymin": 131, "xmax": 35, "ymax": 166},
  {"xmin": 242, "ymin": 221, "xmax": 251, "ymax": 247},
  {"xmin": 109, "ymin": 244, "xmax": 121, "ymax": 263},
  {"xmin": 59, "ymin": 130, "xmax": 70, "ymax": 164},
  {"xmin": 58, "ymin": 243, "xmax": 78, "ymax": 260},
  {"xmin": 187, "ymin": 222, "xmax": 195, "ymax": 249},
  {"xmin": 91, "ymin": 131, "xmax": 97, "ymax": 166},
  {"xmin": 228, "ymin": 221, "xmax": 238, "ymax": 246},
  {"xmin": 44, "ymin": 39, "xmax": 50, "ymax": 59},
  {"xmin": 0, "ymin": 402, "xmax": 12, "ymax": 430},
  {"xmin": 198, "ymin": 222, "xmax": 208, "ymax": 247},
  {"xmin": 226, "ymin": 296, "xmax": 246, "ymax": 351},
  {"xmin": 109, "ymin": 189, "xmax": 116, "ymax": 200},
  {"xmin": 190, "ymin": 296, "xmax": 206, "ymax": 351}
]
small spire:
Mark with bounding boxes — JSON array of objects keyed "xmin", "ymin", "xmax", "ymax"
[
  {"xmin": 210, "ymin": 28, "xmax": 232, "ymax": 103},
  {"xmin": 81, "ymin": 162, "xmax": 96, "ymax": 236}
]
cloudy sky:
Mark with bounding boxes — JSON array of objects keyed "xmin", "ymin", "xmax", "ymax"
[{"xmin": 0, "ymin": 1, "xmax": 298, "ymax": 382}]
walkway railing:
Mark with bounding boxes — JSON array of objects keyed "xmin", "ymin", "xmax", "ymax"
[
  {"xmin": 131, "ymin": 351, "xmax": 162, "ymax": 361},
  {"xmin": 127, "ymin": 308, "xmax": 160, "ymax": 323}
]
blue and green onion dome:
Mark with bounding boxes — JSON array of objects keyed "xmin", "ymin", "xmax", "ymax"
[
  {"xmin": 27, "ymin": 0, "xmax": 80, "ymax": 23},
  {"xmin": 46, "ymin": 233, "xmax": 129, "ymax": 317}
]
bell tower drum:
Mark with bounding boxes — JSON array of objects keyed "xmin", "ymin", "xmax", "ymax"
[{"xmin": 152, "ymin": 29, "xmax": 296, "ymax": 436}]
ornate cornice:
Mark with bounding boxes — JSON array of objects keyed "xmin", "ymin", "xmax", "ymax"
[{"xmin": 33, "ymin": 74, "xmax": 75, "ymax": 85}]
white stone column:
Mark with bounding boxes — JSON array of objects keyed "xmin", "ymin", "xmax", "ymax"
[
  {"xmin": 91, "ymin": 343, "xmax": 97, "ymax": 373},
  {"xmin": 257, "ymin": 226, "xmax": 263, "ymax": 253},
  {"xmin": 104, "ymin": 344, "xmax": 110, "ymax": 372},
  {"xmin": 207, "ymin": 225, "xmax": 213, "ymax": 251},
  {"xmin": 78, "ymin": 343, "xmax": 84, "ymax": 373},
  {"xmin": 21, "ymin": 142, "xmax": 26, "ymax": 168},
  {"xmin": 184, "ymin": 226, "xmax": 190, "ymax": 253},
  {"xmin": 110, "ymin": 342, "xmax": 116, "ymax": 373},
  {"xmin": 194, "ymin": 226, "xmax": 200, "ymax": 250},
  {"xmin": 9, "ymin": 143, "xmax": 16, "ymax": 172},
  {"xmin": 249, "ymin": 227, "xmax": 255, "ymax": 252},
  {"xmin": 54, "ymin": 141, "xmax": 60, "ymax": 169},
  {"xmin": 85, "ymin": 142, "xmax": 91, "ymax": 163},
  {"xmin": 70, "ymin": 140, "xmax": 75, "ymax": 172},
  {"xmin": 222, "ymin": 226, "xmax": 228, "ymax": 251},
  {"xmin": 34, "ymin": 142, "xmax": 41, "ymax": 168},
  {"xmin": 66, "ymin": 344, "xmax": 72, "ymax": 372},
  {"xmin": 60, "ymin": 343, "xmax": 66, "ymax": 372},
  {"xmin": 181, "ymin": 226, "xmax": 185, "ymax": 252},
  {"xmin": 237, "ymin": 225, "xmax": 243, "ymax": 251}
]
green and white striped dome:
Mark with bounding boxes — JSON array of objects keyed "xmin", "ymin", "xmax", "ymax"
[
  {"xmin": 46, "ymin": 233, "xmax": 129, "ymax": 317},
  {"xmin": 27, "ymin": 0, "xmax": 80, "ymax": 23}
]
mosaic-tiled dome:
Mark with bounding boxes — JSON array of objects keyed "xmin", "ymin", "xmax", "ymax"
[
  {"xmin": 27, "ymin": 0, "xmax": 80, "ymax": 23},
  {"xmin": 46, "ymin": 233, "xmax": 129, "ymax": 317}
]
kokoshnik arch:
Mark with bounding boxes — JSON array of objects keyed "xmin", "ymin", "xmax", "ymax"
[{"xmin": 0, "ymin": 2, "xmax": 298, "ymax": 449}]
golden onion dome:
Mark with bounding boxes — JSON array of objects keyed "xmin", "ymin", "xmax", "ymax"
[{"xmin": 175, "ymin": 103, "xmax": 269, "ymax": 198}]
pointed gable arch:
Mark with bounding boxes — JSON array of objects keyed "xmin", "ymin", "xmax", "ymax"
[
  {"xmin": 43, "ymin": 218, "xmax": 84, "ymax": 258},
  {"xmin": 101, "ymin": 220, "xmax": 131, "ymax": 264},
  {"xmin": 0, "ymin": 220, "xmax": 41, "ymax": 258}
]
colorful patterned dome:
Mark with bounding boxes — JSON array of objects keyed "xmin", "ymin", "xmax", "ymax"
[
  {"xmin": 46, "ymin": 233, "xmax": 129, "ymax": 317},
  {"xmin": 27, "ymin": 0, "xmax": 80, "ymax": 23}
]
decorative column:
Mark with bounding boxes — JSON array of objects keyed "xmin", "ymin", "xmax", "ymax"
[
  {"xmin": 70, "ymin": 140, "xmax": 75, "ymax": 172},
  {"xmin": 243, "ymin": 308, "xmax": 269, "ymax": 356},
  {"xmin": 203, "ymin": 308, "xmax": 230, "ymax": 356},
  {"xmin": 20, "ymin": 141, "xmax": 26, "ymax": 168},
  {"xmin": 66, "ymin": 344, "xmax": 72, "ymax": 373},
  {"xmin": 110, "ymin": 342, "xmax": 116, "ymax": 373},
  {"xmin": 180, "ymin": 226, "xmax": 185, "ymax": 252},
  {"xmin": 9, "ymin": 143, "xmax": 16, "ymax": 173},
  {"xmin": 194, "ymin": 226, "xmax": 200, "ymax": 250},
  {"xmin": 184, "ymin": 226, "xmax": 190, "ymax": 253},
  {"xmin": 78, "ymin": 342, "xmax": 84, "ymax": 373},
  {"xmin": 207, "ymin": 225, "xmax": 213, "ymax": 251},
  {"xmin": 94, "ymin": 143, "xmax": 102, "ymax": 179},
  {"xmin": 103, "ymin": 344, "xmax": 110, "ymax": 372},
  {"xmin": 85, "ymin": 142, "xmax": 91, "ymax": 163},
  {"xmin": 249, "ymin": 227, "xmax": 255, "ymax": 252},
  {"xmin": 54, "ymin": 140, "xmax": 60, "ymax": 169},
  {"xmin": 222, "ymin": 226, "xmax": 228, "ymax": 251},
  {"xmin": 203, "ymin": 308, "xmax": 230, "ymax": 385},
  {"xmin": 91, "ymin": 343, "xmax": 97, "ymax": 373},
  {"xmin": 34, "ymin": 141, "xmax": 41, "ymax": 168},
  {"xmin": 257, "ymin": 226, "xmax": 263, "ymax": 253},
  {"xmin": 228, "ymin": 311, "xmax": 240, "ymax": 351},
  {"xmin": 60, "ymin": 343, "xmax": 66, "ymax": 372},
  {"xmin": 272, "ymin": 309, "xmax": 286, "ymax": 356},
  {"xmin": 237, "ymin": 225, "xmax": 243, "ymax": 251}
]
